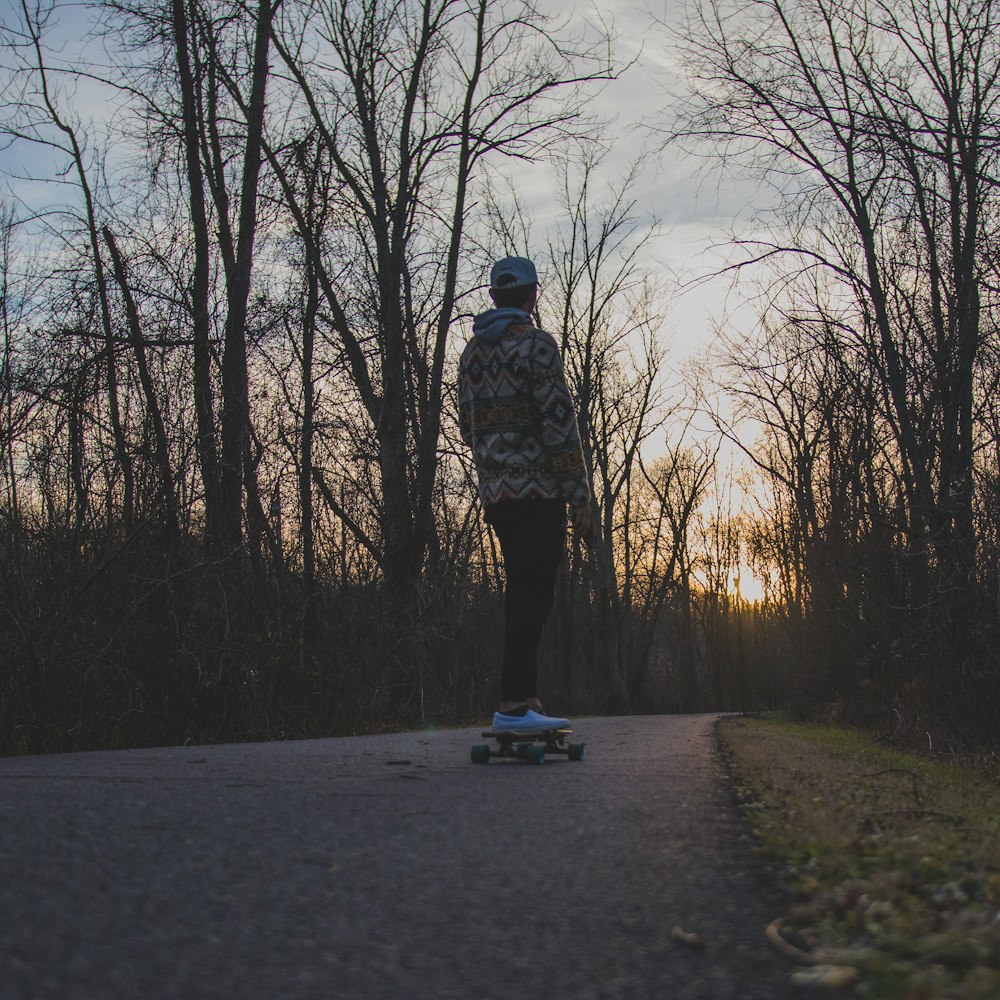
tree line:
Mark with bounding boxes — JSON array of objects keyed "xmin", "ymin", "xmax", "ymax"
[
  {"xmin": 674, "ymin": 0, "xmax": 1000, "ymax": 745},
  {"xmin": 0, "ymin": 0, "xmax": 782, "ymax": 754},
  {"xmin": 3, "ymin": 0, "xmax": 995, "ymax": 755}
]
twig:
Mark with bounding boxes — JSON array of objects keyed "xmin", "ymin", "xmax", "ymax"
[
  {"xmin": 862, "ymin": 809, "xmax": 964, "ymax": 826},
  {"xmin": 766, "ymin": 918, "xmax": 822, "ymax": 965},
  {"xmin": 863, "ymin": 768, "xmax": 923, "ymax": 806}
]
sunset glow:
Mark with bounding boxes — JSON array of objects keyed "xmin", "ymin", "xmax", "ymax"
[{"xmin": 729, "ymin": 563, "xmax": 768, "ymax": 604}]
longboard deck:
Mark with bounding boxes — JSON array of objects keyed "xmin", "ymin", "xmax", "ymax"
[
  {"xmin": 471, "ymin": 727, "xmax": 584, "ymax": 764},
  {"xmin": 481, "ymin": 727, "xmax": 572, "ymax": 738}
]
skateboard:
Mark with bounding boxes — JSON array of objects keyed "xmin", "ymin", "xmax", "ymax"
[{"xmin": 470, "ymin": 727, "xmax": 585, "ymax": 765}]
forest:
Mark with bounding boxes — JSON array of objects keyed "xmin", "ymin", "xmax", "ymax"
[{"xmin": 0, "ymin": 0, "xmax": 997, "ymax": 755}]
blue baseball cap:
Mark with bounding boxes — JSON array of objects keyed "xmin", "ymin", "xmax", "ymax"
[{"xmin": 489, "ymin": 256, "xmax": 538, "ymax": 290}]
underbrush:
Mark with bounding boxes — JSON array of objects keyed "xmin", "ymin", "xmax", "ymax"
[
  {"xmin": 0, "ymin": 529, "xmax": 634, "ymax": 754},
  {"xmin": 0, "ymin": 537, "xmax": 510, "ymax": 754}
]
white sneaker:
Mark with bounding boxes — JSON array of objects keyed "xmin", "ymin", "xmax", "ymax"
[{"xmin": 492, "ymin": 708, "xmax": 570, "ymax": 732}]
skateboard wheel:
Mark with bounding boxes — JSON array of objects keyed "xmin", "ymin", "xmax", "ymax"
[
  {"xmin": 516, "ymin": 742, "xmax": 531, "ymax": 758},
  {"xmin": 525, "ymin": 746, "xmax": 545, "ymax": 765},
  {"xmin": 470, "ymin": 744, "xmax": 491, "ymax": 764},
  {"xmin": 568, "ymin": 743, "xmax": 585, "ymax": 762}
]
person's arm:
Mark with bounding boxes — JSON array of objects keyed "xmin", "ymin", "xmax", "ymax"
[
  {"xmin": 571, "ymin": 502, "xmax": 596, "ymax": 541},
  {"xmin": 527, "ymin": 329, "xmax": 592, "ymax": 512}
]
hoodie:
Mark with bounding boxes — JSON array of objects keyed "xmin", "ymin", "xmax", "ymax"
[
  {"xmin": 470, "ymin": 307, "xmax": 534, "ymax": 344},
  {"xmin": 457, "ymin": 311, "xmax": 591, "ymax": 510}
]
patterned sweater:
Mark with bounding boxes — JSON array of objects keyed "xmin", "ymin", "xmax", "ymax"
[{"xmin": 458, "ymin": 310, "xmax": 591, "ymax": 509}]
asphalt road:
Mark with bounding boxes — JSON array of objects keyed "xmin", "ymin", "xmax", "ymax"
[{"xmin": 1, "ymin": 714, "xmax": 814, "ymax": 999}]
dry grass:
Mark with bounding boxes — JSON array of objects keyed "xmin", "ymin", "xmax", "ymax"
[{"xmin": 719, "ymin": 716, "xmax": 1000, "ymax": 999}]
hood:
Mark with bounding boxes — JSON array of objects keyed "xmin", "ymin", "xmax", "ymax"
[{"xmin": 471, "ymin": 307, "xmax": 533, "ymax": 345}]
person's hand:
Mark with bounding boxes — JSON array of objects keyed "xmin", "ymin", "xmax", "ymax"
[{"xmin": 572, "ymin": 503, "xmax": 596, "ymax": 542}]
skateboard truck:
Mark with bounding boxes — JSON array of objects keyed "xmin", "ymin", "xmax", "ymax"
[{"xmin": 470, "ymin": 727, "xmax": 585, "ymax": 765}]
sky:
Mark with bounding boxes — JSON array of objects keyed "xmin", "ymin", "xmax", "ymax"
[
  {"xmin": 0, "ymin": 0, "xmax": 773, "ymax": 360},
  {"xmin": 528, "ymin": 0, "xmax": 771, "ymax": 363},
  {"xmin": 0, "ymin": 0, "xmax": 775, "ymax": 593},
  {"xmin": 0, "ymin": 3, "xmax": 775, "ymax": 401},
  {"xmin": 0, "ymin": 0, "xmax": 776, "ymax": 441}
]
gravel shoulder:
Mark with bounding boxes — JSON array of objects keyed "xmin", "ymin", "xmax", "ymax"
[{"xmin": 1, "ymin": 714, "xmax": 810, "ymax": 1000}]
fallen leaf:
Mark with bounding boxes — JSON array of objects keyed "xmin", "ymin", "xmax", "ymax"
[
  {"xmin": 790, "ymin": 965, "xmax": 859, "ymax": 989},
  {"xmin": 670, "ymin": 926, "xmax": 706, "ymax": 949}
]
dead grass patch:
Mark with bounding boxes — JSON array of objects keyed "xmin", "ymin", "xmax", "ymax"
[{"xmin": 719, "ymin": 716, "xmax": 1000, "ymax": 999}]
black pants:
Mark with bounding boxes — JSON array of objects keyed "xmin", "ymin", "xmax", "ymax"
[{"xmin": 485, "ymin": 498, "xmax": 566, "ymax": 702}]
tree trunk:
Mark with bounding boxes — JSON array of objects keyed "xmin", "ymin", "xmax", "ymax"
[
  {"xmin": 102, "ymin": 227, "xmax": 178, "ymax": 538},
  {"xmin": 217, "ymin": 0, "xmax": 273, "ymax": 558},
  {"xmin": 172, "ymin": 0, "xmax": 221, "ymax": 549}
]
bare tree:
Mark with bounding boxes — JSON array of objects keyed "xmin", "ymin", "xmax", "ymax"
[
  {"xmin": 0, "ymin": 205, "xmax": 49, "ymax": 524},
  {"xmin": 170, "ymin": 0, "xmax": 277, "ymax": 555},
  {"xmin": 673, "ymin": 0, "xmax": 1000, "ymax": 606},
  {"xmin": 2, "ymin": 0, "xmax": 136, "ymax": 528},
  {"xmin": 541, "ymin": 148, "xmax": 670, "ymax": 706},
  {"xmin": 269, "ymin": 0, "xmax": 615, "ymax": 596},
  {"xmin": 632, "ymin": 437, "xmax": 717, "ymax": 705},
  {"xmin": 101, "ymin": 227, "xmax": 178, "ymax": 536},
  {"xmin": 669, "ymin": 0, "xmax": 1000, "ymax": 731}
]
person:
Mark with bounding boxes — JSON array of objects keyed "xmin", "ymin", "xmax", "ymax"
[{"xmin": 458, "ymin": 255, "xmax": 595, "ymax": 733}]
